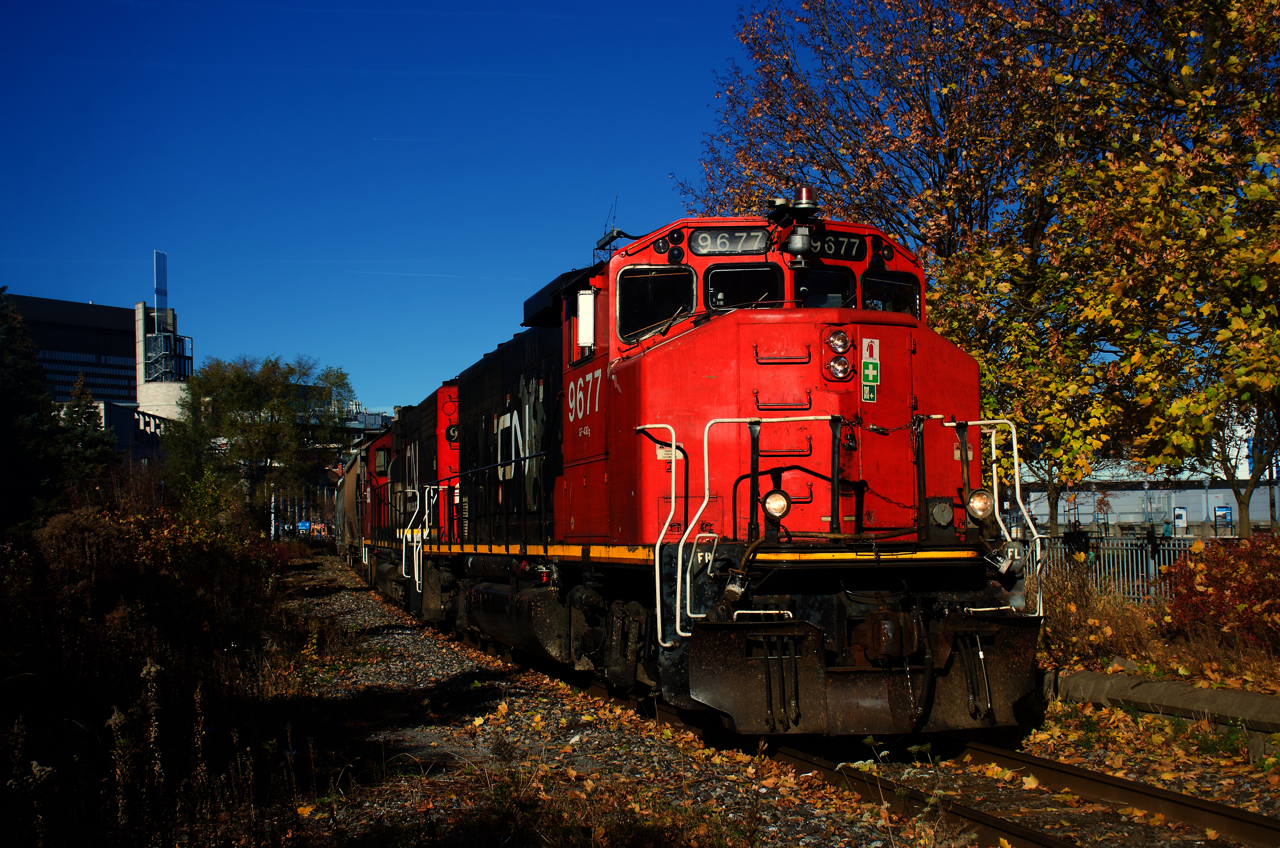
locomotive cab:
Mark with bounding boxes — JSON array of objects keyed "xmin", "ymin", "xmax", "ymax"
[{"xmin": 536, "ymin": 191, "xmax": 1040, "ymax": 733}]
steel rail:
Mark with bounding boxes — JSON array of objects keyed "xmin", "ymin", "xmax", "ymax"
[
  {"xmin": 956, "ymin": 739, "xmax": 1280, "ymax": 848},
  {"xmin": 771, "ymin": 747, "xmax": 1081, "ymax": 848},
  {"xmin": 495, "ymin": 666, "xmax": 1081, "ymax": 847},
  {"xmin": 455, "ymin": 641, "xmax": 1279, "ymax": 847}
]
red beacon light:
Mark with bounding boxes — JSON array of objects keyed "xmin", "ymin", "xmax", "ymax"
[
  {"xmin": 793, "ymin": 185, "xmax": 818, "ymax": 209},
  {"xmin": 783, "ymin": 186, "xmax": 822, "ymax": 261}
]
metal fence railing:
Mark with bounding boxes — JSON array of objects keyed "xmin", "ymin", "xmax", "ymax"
[{"xmin": 1040, "ymin": 535, "xmax": 1217, "ymax": 601}]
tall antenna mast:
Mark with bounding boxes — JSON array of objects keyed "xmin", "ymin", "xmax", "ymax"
[{"xmin": 603, "ymin": 196, "xmax": 618, "ymax": 238}]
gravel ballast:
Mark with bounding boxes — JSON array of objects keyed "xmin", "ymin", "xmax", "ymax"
[{"xmin": 277, "ymin": 555, "xmax": 1274, "ymax": 847}]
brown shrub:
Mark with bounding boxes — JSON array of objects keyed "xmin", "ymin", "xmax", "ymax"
[
  {"xmin": 1036, "ymin": 553, "xmax": 1162, "ymax": 668},
  {"xmin": 1162, "ymin": 536, "xmax": 1280, "ymax": 652},
  {"xmin": 2, "ymin": 500, "xmax": 302, "ymax": 847}
]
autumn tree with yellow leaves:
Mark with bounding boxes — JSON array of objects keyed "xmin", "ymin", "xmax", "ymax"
[
  {"xmin": 686, "ymin": 0, "xmax": 1279, "ymax": 534},
  {"xmin": 976, "ymin": 0, "xmax": 1280, "ymax": 536}
]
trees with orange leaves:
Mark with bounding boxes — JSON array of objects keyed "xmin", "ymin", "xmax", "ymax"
[
  {"xmin": 681, "ymin": 0, "xmax": 1026, "ymax": 260},
  {"xmin": 966, "ymin": 0, "xmax": 1280, "ymax": 535},
  {"xmin": 686, "ymin": 0, "xmax": 1280, "ymax": 535}
]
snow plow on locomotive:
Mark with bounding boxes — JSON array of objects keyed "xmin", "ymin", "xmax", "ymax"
[{"xmin": 338, "ymin": 189, "xmax": 1045, "ymax": 736}]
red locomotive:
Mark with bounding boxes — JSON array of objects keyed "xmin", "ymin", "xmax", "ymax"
[{"xmin": 338, "ymin": 189, "xmax": 1042, "ymax": 734}]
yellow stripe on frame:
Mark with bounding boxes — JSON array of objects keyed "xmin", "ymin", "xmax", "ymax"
[
  {"xmin": 410, "ymin": 542, "xmax": 977, "ymax": 565},
  {"xmin": 754, "ymin": 550, "xmax": 980, "ymax": 562},
  {"xmin": 420, "ymin": 542, "xmax": 654, "ymax": 565}
]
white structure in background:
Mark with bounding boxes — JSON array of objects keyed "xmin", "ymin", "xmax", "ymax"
[
  {"xmin": 1022, "ymin": 433, "xmax": 1277, "ymax": 535},
  {"xmin": 134, "ymin": 250, "xmax": 193, "ymax": 419}
]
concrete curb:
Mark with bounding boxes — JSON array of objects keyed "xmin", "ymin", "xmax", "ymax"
[
  {"xmin": 1047, "ymin": 670, "xmax": 1280, "ymax": 735},
  {"xmin": 1044, "ymin": 668, "xmax": 1280, "ymax": 760}
]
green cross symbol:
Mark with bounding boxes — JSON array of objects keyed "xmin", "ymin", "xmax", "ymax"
[{"xmin": 862, "ymin": 360, "xmax": 880, "ymax": 385}]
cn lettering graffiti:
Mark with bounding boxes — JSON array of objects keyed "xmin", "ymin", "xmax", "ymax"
[{"xmin": 493, "ymin": 375, "xmax": 547, "ymax": 509}]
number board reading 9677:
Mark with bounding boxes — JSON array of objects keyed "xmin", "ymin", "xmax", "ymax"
[
  {"xmin": 809, "ymin": 231, "xmax": 867, "ymax": 261},
  {"xmin": 689, "ymin": 228, "xmax": 769, "ymax": 256}
]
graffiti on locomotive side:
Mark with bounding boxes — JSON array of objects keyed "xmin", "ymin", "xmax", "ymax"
[
  {"xmin": 567, "ymin": 368, "xmax": 602, "ymax": 423},
  {"xmin": 494, "ymin": 376, "xmax": 547, "ymax": 509}
]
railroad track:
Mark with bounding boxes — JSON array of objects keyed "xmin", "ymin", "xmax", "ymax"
[
  {"xmin": 614, "ymin": 692, "xmax": 1079, "ymax": 848},
  {"xmin": 773, "ymin": 746, "xmax": 1080, "ymax": 848},
  {"xmin": 640, "ymin": 689, "xmax": 1280, "ymax": 847},
  {"xmin": 953, "ymin": 739, "xmax": 1280, "ymax": 848}
]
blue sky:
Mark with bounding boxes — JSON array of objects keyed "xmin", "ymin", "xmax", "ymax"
[{"xmin": 1, "ymin": 0, "xmax": 749, "ymax": 410}]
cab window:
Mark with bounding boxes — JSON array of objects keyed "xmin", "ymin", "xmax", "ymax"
[
  {"xmin": 705, "ymin": 264, "xmax": 784, "ymax": 311},
  {"xmin": 861, "ymin": 271, "xmax": 920, "ymax": 317},
  {"xmin": 796, "ymin": 267, "xmax": 855, "ymax": 308},
  {"xmin": 617, "ymin": 266, "xmax": 696, "ymax": 343}
]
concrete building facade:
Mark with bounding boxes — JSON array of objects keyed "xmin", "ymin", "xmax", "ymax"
[{"xmin": 133, "ymin": 301, "xmax": 192, "ymax": 419}]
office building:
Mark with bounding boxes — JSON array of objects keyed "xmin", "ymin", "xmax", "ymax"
[
  {"xmin": 9, "ymin": 294, "xmax": 139, "ymax": 404},
  {"xmin": 10, "ymin": 251, "xmax": 193, "ymax": 418}
]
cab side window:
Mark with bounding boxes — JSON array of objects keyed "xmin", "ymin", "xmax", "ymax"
[
  {"xmin": 617, "ymin": 266, "xmax": 696, "ymax": 343},
  {"xmin": 568, "ymin": 287, "xmax": 596, "ymax": 365},
  {"xmin": 861, "ymin": 271, "xmax": 920, "ymax": 317}
]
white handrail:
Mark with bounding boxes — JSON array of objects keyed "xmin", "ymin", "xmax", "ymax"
[
  {"xmin": 413, "ymin": 487, "xmax": 424, "ymax": 594},
  {"xmin": 677, "ymin": 415, "xmax": 836, "ymax": 637},
  {"xmin": 401, "ymin": 444, "xmax": 421, "ymax": 581},
  {"xmin": 943, "ymin": 418, "xmax": 1045, "ymax": 615},
  {"xmin": 400, "ymin": 490, "xmax": 419, "ymax": 579},
  {"xmin": 636, "ymin": 424, "xmax": 679, "ymax": 648},
  {"xmin": 399, "ymin": 444, "xmax": 425, "ymax": 595},
  {"xmin": 983, "ymin": 428, "xmax": 1013, "ymax": 553},
  {"xmin": 411, "ymin": 446, "xmax": 424, "ymax": 593}
]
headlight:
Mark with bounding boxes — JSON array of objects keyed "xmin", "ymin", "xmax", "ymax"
[
  {"xmin": 967, "ymin": 489, "xmax": 995, "ymax": 520},
  {"xmin": 762, "ymin": 490, "xmax": 791, "ymax": 520},
  {"xmin": 826, "ymin": 355, "xmax": 851, "ymax": 379},
  {"xmin": 826, "ymin": 330, "xmax": 851, "ymax": 353}
]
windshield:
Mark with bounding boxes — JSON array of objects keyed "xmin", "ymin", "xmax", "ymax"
[
  {"xmin": 861, "ymin": 271, "xmax": 920, "ymax": 317},
  {"xmin": 617, "ymin": 266, "xmax": 696, "ymax": 343},
  {"xmin": 705, "ymin": 264, "xmax": 784, "ymax": 310},
  {"xmin": 796, "ymin": 267, "xmax": 855, "ymax": 308}
]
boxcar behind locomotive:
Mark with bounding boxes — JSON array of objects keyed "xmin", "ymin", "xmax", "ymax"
[{"xmin": 338, "ymin": 190, "xmax": 1043, "ymax": 735}]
